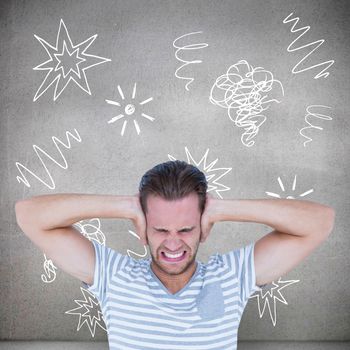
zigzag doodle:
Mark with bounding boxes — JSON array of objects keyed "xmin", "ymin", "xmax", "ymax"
[
  {"xmin": 15, "ymin": 128, "xmax": 82, "ymax": 189},
  {"xmin": 283, "ymin": 12, "xmax": 334, "ymax": 79}
]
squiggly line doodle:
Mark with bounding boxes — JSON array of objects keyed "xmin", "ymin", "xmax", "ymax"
[
  {"xmin": 283, "ymin": 12, "xmax": 334, "ymax": 79},
  {"xmin": 299, "ymin": 105, "xmax": 332, "ymax": 147},
  {"xmin": 173, "ymin": 31, "xmax": 208, "ymax": 91},
  {"xmin": 209, "ymin": 60, "xmax": 284, "ymax": 147},
  {"xmin": 15, "ymin": 128, "xmax": 82, "ymax": 189}
]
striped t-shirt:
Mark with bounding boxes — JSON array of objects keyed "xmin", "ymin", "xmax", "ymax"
[{"xmin": 82, "ymin": 240, "xmax": 263, "ymax": 350}]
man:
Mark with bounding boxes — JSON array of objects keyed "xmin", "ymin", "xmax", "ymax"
[{"xmin": 15, "ymin": 160, "xmax": 335, "ymax": 349}]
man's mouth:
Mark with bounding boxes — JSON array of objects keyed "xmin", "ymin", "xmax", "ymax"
[{"xmin": 161, "ymin": 250, "xmax": 187, "ymax": 262}]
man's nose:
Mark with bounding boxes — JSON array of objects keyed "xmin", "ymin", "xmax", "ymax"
[{"xmin": 164, "ymin": 234, "xmax": 184, "ymax": 250}]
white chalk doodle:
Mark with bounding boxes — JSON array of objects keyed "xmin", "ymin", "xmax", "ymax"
[
  {"xmin": 74, "ymin": 218, "xmax": 106, "ymax": 245},
  {"xmin": 209, "ymin": 60, "xmax": 284, "ymax": 147},
  {"xmin": 173, "ymin": 31, "xmax": 208, "ymax": 91},
  {"xmin": 41, "ymin": 255, "xmax": 57, "ymax": 284},
  {"xmin": 299, "ymin": 105, "xmax": 332, "ymax": 147},
  {"xmin": 105, "ymin": 83, "xmax": 156, "ymax": 136},
  {"xmin": 249, "ymin": 277, "xmax": 300, "ymax": 327},
  {"xmin": 75, "ymin": 219, "xmax": 147, "ymax": 258},
  {"xmin": 126, "ymin": 229, "xmax": 148, "ymax": 259},
  {"xmin": 33, "ymin": 19, "xmax": 111, "ymax": 101},
  {"xmin": 15, "ymin": 128, "xmax": 82, "ymax": 189},
  {"xmin": 40, "ymin": 218, "xmax": 104, "ymax": 284},
  {"xmin": 168, "ymin": 146, "xmax": 232, "ymax": 198},
  {"xmin": 65, "ymin": 286, "xmax": 107, "ymax": 336},
  {"xmin": 283, "ymin": 12, "xmax": 334, "ymax": 79},
  {"xmin": 266, "ymin": 175, "xmax": 314, "ymax": 199}
]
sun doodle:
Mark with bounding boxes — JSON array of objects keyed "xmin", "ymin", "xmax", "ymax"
[{"xmin": 105, "ymin": 83, "xmax": 156, "ymax": 136}]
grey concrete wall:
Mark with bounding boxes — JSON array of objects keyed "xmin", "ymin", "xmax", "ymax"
[{"xmin": 1, "ymin": 0, "xmax": 349, "ymax": 345}]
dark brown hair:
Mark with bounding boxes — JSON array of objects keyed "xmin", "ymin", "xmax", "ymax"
[{"xmin": 139, "ymin": 160, "xmax": 208, "ymax": 215}]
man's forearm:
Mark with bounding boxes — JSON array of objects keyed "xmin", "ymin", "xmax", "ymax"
[
  {"xmin": 213, "ymin": 198, "xmax": 335, "ymax": 239},
  {"xmin": 15, "ymin": 193, "xmax": 137, "ymax": 230}
]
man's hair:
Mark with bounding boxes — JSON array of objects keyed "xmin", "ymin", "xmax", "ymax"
[{"xmin": 139, "ymin": 160, "xmax": 208, "ymax": 215}]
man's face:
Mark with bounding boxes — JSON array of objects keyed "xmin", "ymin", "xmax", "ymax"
[{"xmin": 145, "ymin": 192, "xmax": 202, "ymax": 276}]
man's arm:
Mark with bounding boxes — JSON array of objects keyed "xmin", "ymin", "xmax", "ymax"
[
  {"xmin": 200, "ymin": 197, "xmax": 335, "ymax": 286},
  {"xmin": 15, "ymin": 193, "xmax": 146, "ymax": 285}
]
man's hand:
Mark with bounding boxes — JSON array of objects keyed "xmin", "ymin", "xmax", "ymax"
[
  {"xmin": 130, "ymin": 194, "xmax": 147, "ymax": 246},
  {"xmin": 200, "ymin": 193, "xmax": 218, "ymax": 243}
]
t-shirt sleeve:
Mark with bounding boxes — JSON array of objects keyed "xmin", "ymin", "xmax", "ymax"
[
  {"xmin": 81, "ymin": 240, "xmax": 129, "ymax": 303},
  {"xmin": 224, "ymin": 242, "xmax": 265, "ymax": 306}
]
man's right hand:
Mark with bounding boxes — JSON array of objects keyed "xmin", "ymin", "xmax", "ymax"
[{"xmin": 130, "ymin": 194, "xmax": 147, "ymax": 246}]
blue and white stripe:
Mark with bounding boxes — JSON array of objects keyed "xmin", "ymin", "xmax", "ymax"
[{"xmin": 82, "ymin": 240, "xmax": 262, "ymax": 350}]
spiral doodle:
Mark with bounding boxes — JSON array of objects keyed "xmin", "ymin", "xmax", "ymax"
[
  {"xmin": 299, "ymin": 105, "xmax": 332, "ymax": 147},
  {"xmin": 173, "ymin": 31, "xmax": 208, "ymax": 91}
]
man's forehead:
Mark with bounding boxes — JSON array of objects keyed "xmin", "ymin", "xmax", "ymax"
[{"xmin": 146, "ymin": 193, "xmax": 199, "ymax": 207}]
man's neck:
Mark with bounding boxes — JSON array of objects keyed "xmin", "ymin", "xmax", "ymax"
[{"xmin": 150, "ymin": 261, "xmax": 198, "ymax": 295}]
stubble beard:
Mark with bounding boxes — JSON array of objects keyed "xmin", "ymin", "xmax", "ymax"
[{"xmin": 150, "ymin": 243, "xmax": 199, "ymax": 276}]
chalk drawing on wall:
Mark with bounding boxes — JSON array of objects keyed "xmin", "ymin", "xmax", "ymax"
[
  {"xmin": 168, "ymin": 147, "xmax": 232, "ymax": 198},
  {"xmin": 41, "ymin": 255, "xmax": 57, "ymax": 284},
  {"xmin": 65, "ymin": 287, "xmax": 107, "ymax": 336},
  {"xmin": 74, "ymin": 218, "xmax": 106, "ymax": 245},
  {"xmin": 33, "ymin": 19, "xmax": 111, "ymax": 101},
  {"xmin": 40, "ymin": 218, "xmax": 105, "ymax": 284},
  {"xmin": 249, "ymin": 277, "xmax": 300, "ymax": 327},
  {"xmin": 105, "ymin": 83, "xmax": 155, "ymax": 136},
  {"xmin": 266, "ymin": 175, "xmax": 314, "ymax": 199},
  {"xmin": 299, "ymin": 105, "xmax": 332, "ymax": 147},
  {"xmin": 209, "ymin": 60, "xmax": 284, "ymax": 147},
  {"xmin": 173, "ymin": 31, "xmax": 208, "ymax": 91},
  {"xmin": 64, "ymin": 219, "xmax": 108, "ymax": 336},
  {"xmin": 283, "ymin": 12, "xmax": 334, "ymax": 79},
  {"xmin": 126, "ymin": 229, "xmax": 148, "ymax": 259},
  {"xmin": 15, "ymin": 128, "xmax": 82, "ymax": 190}
]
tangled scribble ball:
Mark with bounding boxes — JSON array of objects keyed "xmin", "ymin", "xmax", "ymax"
[{"xmin": 209, "ymin": 60, "xmax": 284, "ymax": 147}]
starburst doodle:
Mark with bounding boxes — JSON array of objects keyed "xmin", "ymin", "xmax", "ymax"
[
  {"xmin": 65, "ymin": 287, "xmax": 107, "ymax": 336},
  {"xmin": 266, "ymin": 175, "xmax": 314, "ymax": 199},
  {"xmin": 33, "ymin": 19, "xmax": 111, "ymax": 101},
  {"xmin": 250, "ymin": 277, "xmax": 300, "ymax": 326},
  {"xmin": 168, "ymin": 147, "xmax": 232, "ymax": 198}
]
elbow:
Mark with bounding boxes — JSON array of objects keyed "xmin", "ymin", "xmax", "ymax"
[{"xmin": 15, "ymin": 199, "xmax": 33, "ymax": 230}]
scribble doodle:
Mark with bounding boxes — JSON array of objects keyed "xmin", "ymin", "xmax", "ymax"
[
  {"xmin": 266, "ymin": 175, "xmax": 314, "ymax": 199},
  {"xmin": 249, "ymin": 277, "xmax": 300, "ymax": 327},
  {"xmin": 74, "ymin": 218, "xmax": 106, "ymax": 245},
  {"xmin": 105, "ymin": 83, "xmax": 155, "ymax": 136},
  {"xmin": 168, "ymin": 146, "xmax": 232, "ymax": 198},
  {"xmin": 299, "ymin": 105, "xmax": 332, "ymax": 147},
  {"xmin": 65, "ymin": 287, "xmax": 107, "ymax": 336},
  {"xmin": 173, "ymin": 31, "xmax": 208, "ymax": 91},
  {"xmin": 15, "ymin": 128, "xmax": 82, "ymax": 189},
  {"xmin": 41, "ymin": 255, "xmax": 58, "ymax": 283},
  {"xmin": 209, "ymin": 60, "xmax": 284, "ymax": 147},
  {"xmin": 33, "ymin": 19, "xmax": 111, "ymax": 101},
  {"xmin": 283, "ymin": 12, "xmax": 334, "ymax": 79}
]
